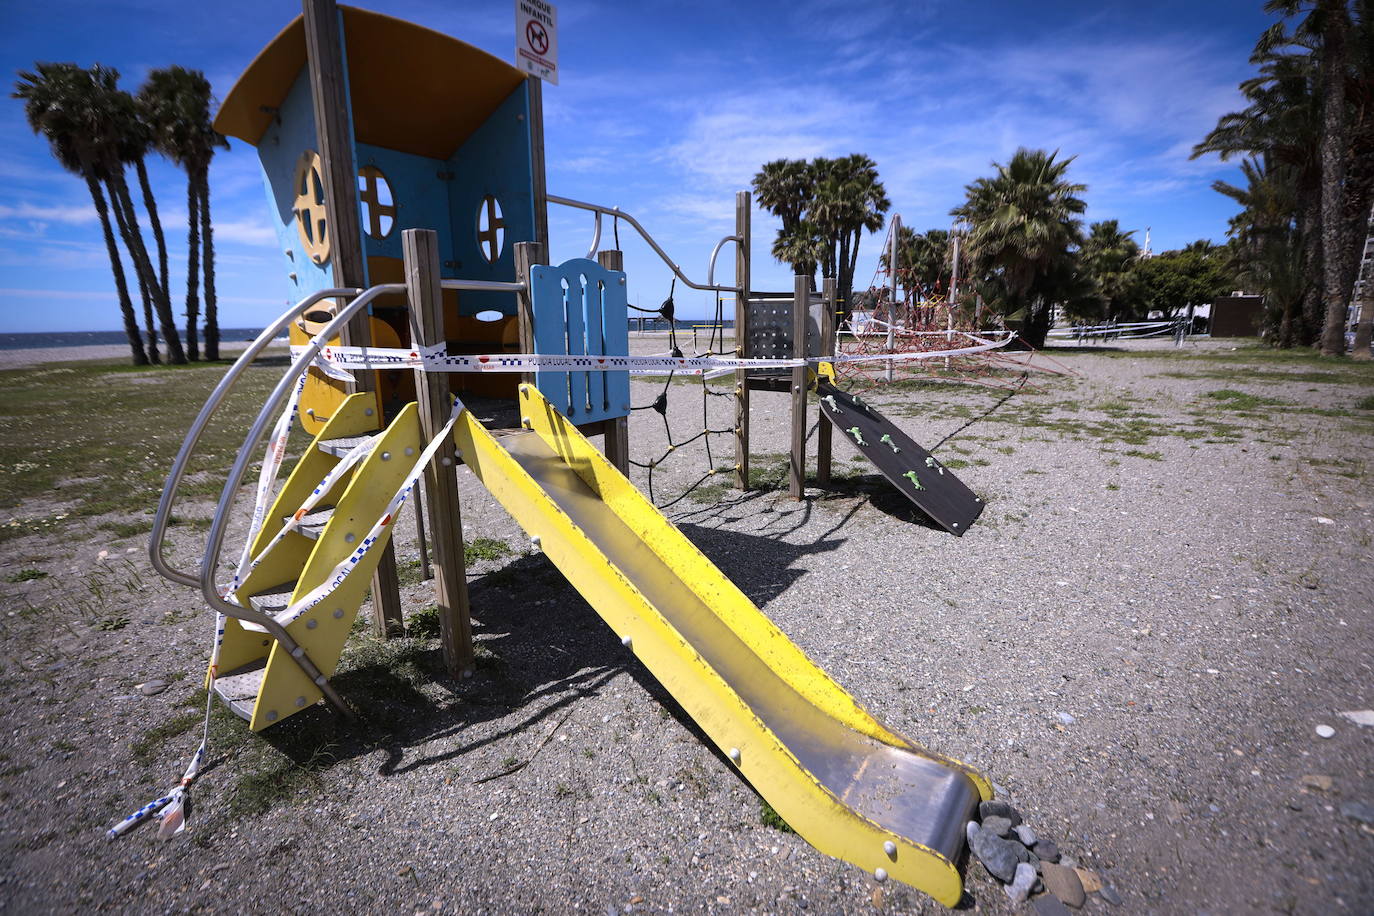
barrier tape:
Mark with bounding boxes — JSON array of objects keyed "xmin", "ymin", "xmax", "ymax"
[{"xmin": 290, "ymin": 332, "xmax": 1015, "ymax": 376}]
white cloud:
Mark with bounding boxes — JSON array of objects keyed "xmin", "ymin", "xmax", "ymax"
[{"xmin": 0, "ymin": 202, "xmax": 96, "ymax": 225}]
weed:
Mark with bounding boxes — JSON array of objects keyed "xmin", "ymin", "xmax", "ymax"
[
  {"xmin": 554, "ymin": 782, "xmax": 573, "ymax": 798},
  {"xmin": 760, "ymin": 800, "xmax": 795, "ymax": 833},
  {"xmin": 5, "ymin": 568, "xmax": 47, "ymax": 583},
  {"xmin": 95, "ymin": 614, "xmax": 130, "ymax": 632},
  {"xmin": 503, "ymin": 755, "xmax": 520, "ymax": 768},
  {"xmin": 1122, "ymin": 450, "xmax": 1164, "ymax": 461},
  {"xmin": 582, "ymin": 748, "xmax": 595, "ymax": 759},
  {"xmin": 407, "ymin": 605, "xmax": 442, "ymax": 639},
  {"xmin": 1106, "ymin": 483, "xmax": 1121, "ymax": 490},
  {"xmin": 1358, "ymin": 395, "xmax": 1374, "ymax": 411},
  {"xmin": 229, "ymin": 747, "xmax": 330, "ymax": 818}
]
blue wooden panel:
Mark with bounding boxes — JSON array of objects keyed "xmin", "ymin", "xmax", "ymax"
[
  {"xmin": 445, "ymin": 81, "xmax": 536, "ymax": 316},
  {"xmin": 257, "ymin": 69, "xmax": 334, "ymax": 303},
  {"xmin": 354, "ymin": 143, "xmax": 454, "ymax": 266},
  {"xmin": 531, "ymin": 258, "xmax": 630, "ymax": 425}
]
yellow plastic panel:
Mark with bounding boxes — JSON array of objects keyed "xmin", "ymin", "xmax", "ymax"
[{"xmin": 248, "ymin": 403, "xmax": 422, "ymax": 730}]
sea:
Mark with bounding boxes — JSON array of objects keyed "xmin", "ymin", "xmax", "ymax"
[
  {"xmin": 0, "ymin": 320, "xmax": 732, "ymax": 352},
  {"xmin": 0, "ymin": 329, "xmax": 275, "ymax": 352}
]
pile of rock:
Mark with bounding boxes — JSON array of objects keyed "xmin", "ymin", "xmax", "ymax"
[{"xmin": 965, "ymin": 800, "xmax": 1121, "ymax": 912}]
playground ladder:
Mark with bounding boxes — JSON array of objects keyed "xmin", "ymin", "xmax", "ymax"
[{"xmin": 1351, "ymin": 203, "xmax": 1374, "ymax": 338}]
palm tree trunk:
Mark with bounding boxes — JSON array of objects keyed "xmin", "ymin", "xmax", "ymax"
[
  {"xmin": 108, "ymin": 163, "xmax": 187, "ymax": 363},
  {"xmin": 200, "ymin": 169, "xmax": 220, "ymax": 361},
  {"xmin": 107, "ymin": 177, "xmax": 159, "ymax": 363},
  {"xmin": 135, "ymin": 158, "xmax": 179, "ymax": 360},
  {"xmin": 184, "ymin": 178, "xmax": 201, "ymax": 362},
  {"xmin": 1318, "ymin": 0, "xmax": 1351, "ymax": 356},
  {"xmin": 1299, "ymin": 194, "xmax": 1323, "ymax": 346},
  {"xmin": 85, "ymin": 171, "xmax": 147, "ymax": 366}
]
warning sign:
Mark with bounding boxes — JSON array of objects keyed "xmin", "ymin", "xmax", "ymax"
[{"xmin": 515, "ymin": 0, "xmax": 558, "ymax": 85}]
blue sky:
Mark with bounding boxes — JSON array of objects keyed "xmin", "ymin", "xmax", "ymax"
[{"xmin": 1, "ymin": 0, "xmax": 1275, "ymax": 333}]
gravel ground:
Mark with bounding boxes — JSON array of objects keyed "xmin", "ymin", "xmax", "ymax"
[{"xmin": 1, "ymin": 335, "xmax": 1372, "ymax": 915}]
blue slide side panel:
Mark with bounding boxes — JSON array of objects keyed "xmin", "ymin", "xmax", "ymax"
[
  {"xmin": 354, "ymin": 142, "xmax": 454, "ymax": 266},
  {"xmin": 531, "ymin": 258, "xmax": 630, "ymax": 425}
]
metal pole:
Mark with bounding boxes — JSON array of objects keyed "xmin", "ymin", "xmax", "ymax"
[{"xmin": 886, "ymin": 215, "xmax": 899, "ymax": 382}]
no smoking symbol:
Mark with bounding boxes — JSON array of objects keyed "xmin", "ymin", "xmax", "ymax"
[{"xmin": 526, "ymin": 20, "xmax": 549, "ymax": 55}]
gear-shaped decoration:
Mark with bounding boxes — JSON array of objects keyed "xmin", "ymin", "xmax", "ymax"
[{"xmin": 292, "ymin": 150, "xmax": 331, "ymax": 266}]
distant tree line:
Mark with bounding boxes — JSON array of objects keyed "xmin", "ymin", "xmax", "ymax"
[
  {"xmin": 754, "ymin": 147, "xmax": 1237, "ymax": 350},
  {"xmin": 14, "ymin": 63, "xmax": 228, "ymax": 365},
  {"xmin": 1193, "ymin": 0, "xmax": 1373, "ymax": 356}
]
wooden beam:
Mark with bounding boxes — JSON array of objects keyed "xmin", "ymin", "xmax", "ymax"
[
  {"xmin": 404, "ymin": 229, "xmax": 473, "ymax": 678},
  {"xmin": 816, "ymin": 276, "xmax": 836, "ymax": 485},
  {"xmin": 514, "ymin": 241, "xmax": 543, "ymax": 390},
  {"xmin": 734, "ymin": 191, "xmax": 751, "ymax": 491},
  {"xmin": 598, "ymin": 249, "xmax": 630, "ymax": 475},
  {"xmin": 302, "ymin": 0, "xmax": 403, "ymax": 637},
  {"xmin": 789, "ymin": 274, "xmax": 808, "ymax": 500}
]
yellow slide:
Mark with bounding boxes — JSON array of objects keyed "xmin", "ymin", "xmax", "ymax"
[{"xmin": 454, "ymin": 384, "xmax": 991, "ymax": 905}]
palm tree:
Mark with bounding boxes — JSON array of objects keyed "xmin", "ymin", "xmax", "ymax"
[
  {"xmin": 13, "ymin": 63, "xmax": 147, "ymax": 365},
  {"xmin": 141, "ymin": 67, "xmax": 229, "ymax": 361},
  {"xmin": 101, "ymin": 85, "xmax": 185, "ymax": 364},
  {"xmin": 1080, "ymin": 220, "xmax": 1140, "ymax": 320},
  {"xmin": 812, "ymin": 154, "xmax": 889, "ymax": 310},
  {"xmin": 952, "ymin": 148, "xmax": 1087, "ymax": 347},
  {"xmin": 881, "ymin": 226, "xmax": 953, "ymax": 302},
  {"xmin": 753, "ymin": 158, "xmax": 817, "ymax": 280},
  {"xmin": 771, "ymin": 220, "xmax": 827, "ymax": 287}
]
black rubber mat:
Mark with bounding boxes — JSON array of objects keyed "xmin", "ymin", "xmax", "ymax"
[{"xmin": 817, "ymin": 380, "xmax": 984, "ymax": 535}]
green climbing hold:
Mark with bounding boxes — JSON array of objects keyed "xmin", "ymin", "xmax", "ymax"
[
  {"xmin": 822, "ymin": 395, "xmax": 840, "ymax": 413},
  {"xmin": 924, "ymin": 456, "xmax": 936, "ymax": 467},
  {"xmin": 879, "ymin": 433, "xmax": 900, "ymax": 454},
  {"xmin": 848, "ymin": 427, "xmax": 867, "ymax": 446},
  {"xmin": 902, "ymin": 470, "xmax": 925, "ymax": 490}
]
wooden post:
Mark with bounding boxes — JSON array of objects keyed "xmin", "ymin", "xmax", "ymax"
[
  {"xmin": 816, "ymin": 276, "xmax": 836, "ymax": 485},
  {"xmin": 403, "ymin": 229, "xmax": 473, "ymax": 678},
  {"xmin": 526, "ymin": 78, "xmax": 550, "ymax": 252},
  {"xmin": 788, "ymin": 273, "xmax": 808, "ymax": 500},
  {"xmin": 598, "ymin": 249, "xmax": 631, "ymax": 475},
  {"xmin": 302, "ymin": 0, "xmax": 403, "ymax": 637},
  {"xmin": 734, "ymin": 190, "xmax": 751, "ymax": 491},
  {"xmin": 514, "ymin": 241, "xmax": 544, "ymax": 389}
]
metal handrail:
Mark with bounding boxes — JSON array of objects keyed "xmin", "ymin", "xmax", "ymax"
[
  {"xmin": 199, "ymin": 283, "xmax": 404, "ymax": 620},
  {"xmin": 707, "ymin": 235, "xmax": 741, "ymax": 288},
  {"xmin": 547, "ymin": 194, "xmax": 736, "ymax": 293},
  {"xmin": 148, "ymin": 287, "xmax": 361, "ymax": 588}
]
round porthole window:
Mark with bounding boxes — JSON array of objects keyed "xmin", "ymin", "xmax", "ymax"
[
  {"xmin": 357, "ymin": 165, "xmax": 396, "ymax": 239},
  {"xmin": 292, "ymin": 150, "xmax": 330, "ymax": 265},
  {"xmin": 477, "ymin": 195, "xmax": 504, "ymax": 263}
]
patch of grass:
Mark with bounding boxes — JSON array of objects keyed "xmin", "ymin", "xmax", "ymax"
[
  {"xmin": 1122, "ymin": 449, "xmax": 1164, "ymax": 461},
  {"xmin": 687, "ymin": 480, "xmax": 732, "ymax": 504},
  {"xmin": 760, "ymin": 800, "xmax": 795, "ymax": 833},
  {"xmin": 1203, "ymin": 389, "xmax": 1292, "ymax": 411},
  {"xmin": 98, "ymin": 519, "xmax": 155, "ymax": 539},
  {"xmin": 131, "ymin": 711, "xmax": 204, "ymax": 765},
  {"xmin": 95, "ymin": 614, "xmax": 130, "ymax": 632},
  {"xmin": 229, "ymin": 749, "xmax": 329, "ymax": 818},
  {"xmin": 396, "ymin": 557, "xmax": 426, "ymax": 586},
  {"xmin": 1357, "ymin": 395, "xmax": 1374, "ymax": 411},
  {"xmin": 1106, "ymin": 482, "xmax": 1121, "ymax": 490},
  {"xmin": 464, "ymin": 537, "xmax": 513, "ymax": 563},
  {"xmin": 747, "ymin": 454, "xmax": 790, "ymax": 491},
  {"xmin": 4, "ymin": 568, "xmax": 47, "ymax": 583}
]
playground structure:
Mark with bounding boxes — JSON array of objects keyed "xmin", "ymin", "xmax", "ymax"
[{"xmin": 135, "ymin": 2, "xmax": 1007, "ymax": 905}]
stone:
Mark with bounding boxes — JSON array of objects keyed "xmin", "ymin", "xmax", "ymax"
[
  {"xmin": 1008, "ymin": 839, "xmax": 1037, "ymax": 866},
  {"xmin": 1315, "ymin": 724, "xmax": 1336, "ymax": 738},
  {"xmin": 1299, "ymin": 774, "xmax": 1333, "ymax": 792},
  {"xmin": 978, "ymin": 800, "xmax": 1023, "ymax": 826},
  {"xmin": 1056, "ymin": 711, "xmax": 1076, "ymax": 725},
  {"xmin": 1074, "ymin": 868, "xmax": 1102, "ymax": 893},
  {"xmin": 1005, "ymin": 863, "xmax": 1037, "ymax": 904},
  {"xmin": 1040, "ymin": 862, "xmax": 1086, "ymax": 908},
  {"xmin": 969, "ymin": 828, "xmax": 1019, "ymax": 883},
  {"xmin": 1014, "ymin": 824, "xmax": 1038, "ymax": 847},
  {"xmin": 136, "ymin": 679, "xmax": 169, "ymax": 696},
  {"xmin": 1340, "ymin": 801, "xmax": 1374, "ymax": 825},
  {"xmin": 982, "ymin": 815, "xmax": 1013, "ymax": 837},
  {"xmin": 1099, "ymin": 885, "xmax": 1123, "ymax": 905},
  {"xmin": 1339, "ymin": 709, "xmax": 1374, "ymax": 727},
  {"xmin": 966, "ymin": 820, "xmax": 980, "ymax": 845},
  {"xmin": 1035, "ymin": 837, "xmax": 1061, "ymax": 862},
  {"xmin": 1031, "ymin": 893, "xmax": 1072, "ymax": 916}
]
